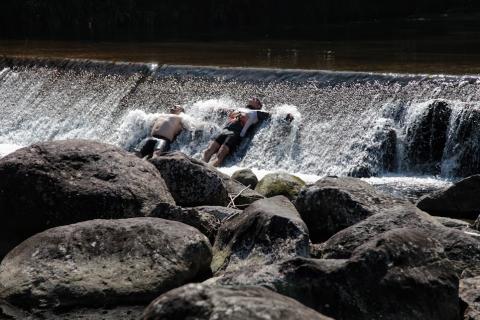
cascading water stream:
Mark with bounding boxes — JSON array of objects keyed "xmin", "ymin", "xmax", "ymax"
[{"xmin": 0, "ymin": 57, "xmax": 479, "ymax": 186}]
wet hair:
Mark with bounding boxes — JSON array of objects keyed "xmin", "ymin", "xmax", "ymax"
[
  {"xmin": 170, "ymin": 105, "xmax": 185, "ymax": 113},
  {"xmin": 247, "ymin": 97, "xmax": 262, "ymax": 110}
]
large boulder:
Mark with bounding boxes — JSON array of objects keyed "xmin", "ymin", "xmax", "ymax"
[
  {"xmin": 460, "ymin": 276, "xmax": 480, "ymax": 320},
  {"xmin": 149, "ymin": 151, "xmax": 229, "ymax": 207},
  {"xmin": 0, "ymin": 218, "xmax": 212, "ymax": 311},
  {"xmin": 295, "ymin": 176, "xmax": 407, "ymax": 242},
  {"xmin": 231, "ymin": 168, "xmax": 258, "ymax": 189},
  {"xmin": 143, "ymin": 284, "xmax": 333, "ymax": 320},
  {"xmin": 150, "ymin": 204, "xmax": 241, "ymax": 243},
  {"xmin": 212, "ymin": 196, "xmax": 309, "ymax": 274},
  {"xmin": 149, "ymin": 152, "xmax": 263, "ymax": 208},
  {"xmin": 255, "ymin": 172, "xmax": 305, "ymax": 200},
  {"xmin": 404, "ymin": 100, "xmax": 452, "ymax": 174},
  {"xmin": 207, "ymin": 229, "xmax": 460, "ymax": 320},
  {"xmin": 320, "ymin": 205, "xmax": 480, "ymax": 277},
  {"xmin": 0, "ymin": 140, "xmax": 174, "ymax": 257},
  {"xmin": 417, "ymin": 175, "xmax": 480, "ymax": 220}
]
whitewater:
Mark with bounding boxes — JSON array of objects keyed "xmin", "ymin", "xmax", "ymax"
[{"xmin": 2, "ymin": 57, "xmax": 480, "ymax": 197}]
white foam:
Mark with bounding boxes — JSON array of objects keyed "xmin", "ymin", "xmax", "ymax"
[{"xmin": 0, "ymin": 144, "xmax": 22, "ymax": 158}]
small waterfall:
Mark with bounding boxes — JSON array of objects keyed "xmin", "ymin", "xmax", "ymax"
[{"xmin": 1, "ymin": 57, "xmax": 480, "ymax": 178}]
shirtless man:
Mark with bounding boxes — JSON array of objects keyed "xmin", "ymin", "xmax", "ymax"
[
  {"xmin": 135, "ymin": 105, "xmax": 184, "ymax": 158},
  {"xmin": 203, "ymin": 98, "xmax": 292, "ymax": 167}
]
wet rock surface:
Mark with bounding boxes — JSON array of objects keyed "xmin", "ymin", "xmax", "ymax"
[
  {"xmin": 404, "ymin": 100, "xmax": 452, "ymax": 174},
  {"xmin": 0, "ymin": 218, "xmax": 212, "ymax": 311},
  {"xmin": 149, "ymin": 151, "xmax": 229, "ymax": 207},
  {"xmin": 231, "ymin": 168, "xmax": 258, "ymax": 189},
  {"xmin": 207, "ymin": 229, "xmax": 460, "ymax": 320},
  {"xmin": 0, "ymin": 140, "xmax": 174, "ymax": 258},
  {"xmin": 255, "ymin": 172, "xmax": 305, "ymax": 200},
  {"xmin": 295, "ymin": 176, "xmax": 408, "ymax": 242},
  {"xmin": 417, "ymin": 174, "xmax": 480, "ymax": 220},
  {"xmin": 211, "ymin": 196, "xmax": 309, "ymax": 274},
  {"xmin": 143, "ymin": 284, "xmax": 333, "ymax": 320}
]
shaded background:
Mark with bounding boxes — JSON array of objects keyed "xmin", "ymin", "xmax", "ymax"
[{"xmin": 1, "ymin": 0, "xmax": 480, "ymax": 41}]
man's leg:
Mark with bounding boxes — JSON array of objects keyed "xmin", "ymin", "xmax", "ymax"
[
  {"xmin": 203, "ymin": 141, "xmax": 221, "ymax": 163},
  {"xmin": 212, "ymin": 144, "xmax": 230, "ymax": 167}
]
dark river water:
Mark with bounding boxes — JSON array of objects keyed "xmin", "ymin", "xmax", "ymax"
[{"xmin": 2, "ymin": 37, "xmax": 480, "ymax": 75}]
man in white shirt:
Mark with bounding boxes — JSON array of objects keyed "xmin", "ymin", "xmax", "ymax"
[{"xmin": 203, "ymin": 97, "xmax": 293, "ymax": 167}]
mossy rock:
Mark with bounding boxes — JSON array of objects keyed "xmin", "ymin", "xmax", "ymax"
[{"xmin": 255, "ymin": 172, "xmax": 305, "ymax": 200}]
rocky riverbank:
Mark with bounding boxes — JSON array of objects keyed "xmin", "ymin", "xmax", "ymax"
[{"xmin": 0, "ymin": 139, "xmax": 479, "ymax": 319}]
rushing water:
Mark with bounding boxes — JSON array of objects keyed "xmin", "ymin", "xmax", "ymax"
[{"xmin": 2, "ymin": 56, "xmax": 480, "ymax": 199}]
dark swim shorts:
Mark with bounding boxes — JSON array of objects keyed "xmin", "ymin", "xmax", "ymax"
[{"xmin": 214, "ymin": 130, "xmax": 242, "ymax": 151}]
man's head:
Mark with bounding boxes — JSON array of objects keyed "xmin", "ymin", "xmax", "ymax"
[
  {"xmin": 169, "ymin": 105, "xmax": 185, "ymax": 114},
  {"xmin": 246, "ymin": 97, "xmax": 262, "ymax": 110}
]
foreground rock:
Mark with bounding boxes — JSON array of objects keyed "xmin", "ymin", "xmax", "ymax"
[
  {"xmin": 295, "ymin": 176, "xmax": 407, "ymax": 242},
  {"xmin": 320, "ymin": 205, "xmax": 480, "ymax": 277},
  {"xmin": 417, "ymin": 175, "xmax": 480, "ymax": 220},
  {"xmin": 460, "ymin": 276, "xmax": 480, "ymax": 320},
  {"xmin": 255, "ymin": 172, "xmax": 305, "ymax": 200},
  {"xmin": 231, "ymin": 168, "xmax": 258, "ymax": 189},
  {"xmin": 151, "ymin": 204, "xmax": 241, "ymax": 243},
  {"xmin": 149, "ymin": 151, "xmax": 229, "ymax": 206},
  {"xmin": 208, "ymin": 229, "xmax": 460, "ymax": 320},
  {"xmin": 143, "ymin": 284, "xmax": 332, "ymax": 320},
  {"xmin": 150, "ymin": 152, "xmax": 263, "ymax": 208},
  {"xmin": 0, "ymin": 218, "xmax": 212, "ymax": 311},
  {"xmin": 0, "ymin": 301, "xmax": 145, "ymax": 320},
  {"xmin": 212, "ymin": 196, "xmax": 309, "ymax": 274},
  {"xmin": 0, "ymin": 140, "xmax": 174, "ymax": 257}
]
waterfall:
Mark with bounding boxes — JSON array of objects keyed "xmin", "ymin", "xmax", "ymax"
[{"xmin": 1, "ymin": 57, "xmax": 480, "ymax": 178}]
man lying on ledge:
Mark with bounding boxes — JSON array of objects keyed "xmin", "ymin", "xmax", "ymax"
[
  {"xmin": 135, "ymin": 105, "xmax": 185, "ymax": 158},
  {"xmin": 203, "ymin": 97, "xmax": 294, "ymax": 167}
]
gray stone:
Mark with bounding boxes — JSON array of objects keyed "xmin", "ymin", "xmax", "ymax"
[
  {"xmin": 143, "ymin": 284, "xmax": 333, "ymax": 320},
  {"xmin": 320, "ymin": 205, "xmax": 480, "ymax": 277},
  {"xmin": 0, "ymin": 218, "xmax": 212, "ymax": 311},
  {"xmin": 207, "ymin": 229, "xmax": 460, "ymax": 320},
  {"xmin": 211, "ymin": 196, "xmax": 309, "ymax": 274},
  {"xmin": 149, "ymin": 151, "xmax": 229, "ymax": 207},
  {"xmin": 222, "ymin": 176, "xmax": 264, "ymax": 208},
  {"xmin": 255, "ymin": 172, "xmax": 305, "ymax": 200},
  {"xmin": 231, "ymin": 168, "xmax": 258, "ymax": 189},
  {"xmin": 435, "ymin": 216, "xmax": 476, "ymax": 232},
  {"xmin": 417, "ymin": 175, "xmax": 480, "ymax": 220},
  {"xmin": 0, "ymin": 140, "xmax": 174, "ymax": 258},
  {"xmin": 295, "ymin": 176, "xmax": 408, "ymax": 242},
  {"xmin": 460, "ymin": 276, "xmax": 480, "ymax": 320}
]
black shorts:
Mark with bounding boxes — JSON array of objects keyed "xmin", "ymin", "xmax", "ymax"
[
  {"xmin": 214, "ymin": 130, "xmax": 242, "ymax": 151},
  {"xmin": 135, "ymin": 137, "xmax": 170, "ymax": 158}
]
